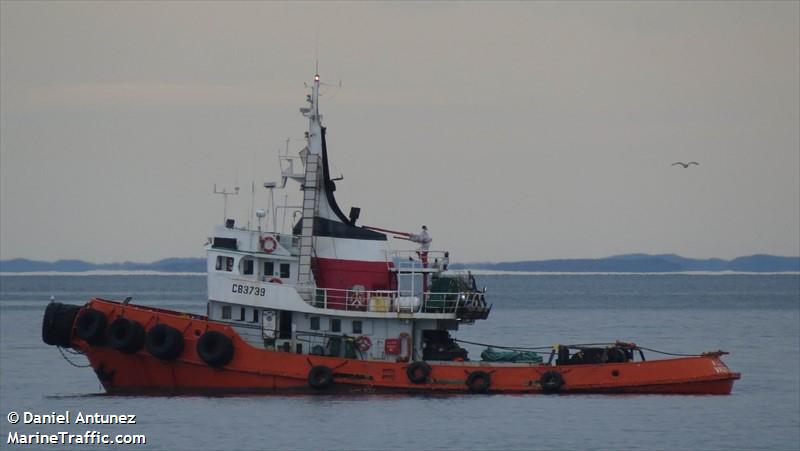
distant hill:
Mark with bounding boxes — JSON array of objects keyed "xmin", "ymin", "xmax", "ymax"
[
  {"xmin": 0, "ymin": 258, "xmax": 206, "ymax": 273},
  {"xmin": 0, "ymin": 254, "xmax": 797, "ymax": 274},
  {"xmin": 450, "ymin": 254, "xmax": 800, "ymax": 273}
]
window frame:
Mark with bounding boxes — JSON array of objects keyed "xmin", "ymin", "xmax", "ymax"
[
  {"xmin": 243, "ymin": 259, "xmax": 254, "ymax": 275},
  {"xmin": 264, "ymin": 261, "xmax": 275, "ymax": 277},
  {"xmin": 280, "ymin": 263, "xmax": 291, "ymax": 279}
]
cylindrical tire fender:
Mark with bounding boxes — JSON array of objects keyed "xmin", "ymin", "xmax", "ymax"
[
  {"xmin": 145, "ymin": 324, "xmax": 184, "ymax": 361},
  {"xmin": 308, "ymin": 365, "xmax": 334, "ymax": 390},
  {"xmin": 42, "ymin": 302, "xmax": 81, "ymax": 347},
  {"xmin": 75, "ymin": 308, "xmax": 107, "ymax": 345},
  {"xmin": 539, "ymin": 371, "xmax": 565, "ymax": 393},
  {"xmin": 406, "ymin": 361, "xmax": 432, "ymax": 384},
  {"xmin": 606, "ymin": 347, "xmax": 628, "ymax": 363},
  {"xmin": 107, "ymin": 318, "xmax": 145, "ymax": 354},
  {"xmin": 466, "ymin": 371, "xmax": 491, "ymax": 393},
  {"xmin": 196, "ymin": 331, "xmax": 235, "ymax": 368}
]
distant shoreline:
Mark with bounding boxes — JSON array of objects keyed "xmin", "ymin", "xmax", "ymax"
[
  {"xmin": 0, "ymin": 271, "xmax": 206, "ymax": 276},
  {"xmin": 1, "ymin": 270, "xmax": 798, "ymax": 277},
  {"xmin": 1, "ymin": 253, "xmax": 798, "ymax": 274}
]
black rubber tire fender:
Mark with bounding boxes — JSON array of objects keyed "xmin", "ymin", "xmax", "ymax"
[
  {"xmin": 42, "ymin": 303, "xmax": 81, "ymax": 347},
  {"xmin": 466, "ymin": 371, "xmax": 491, "ymax": 393},
  {"xmin": 539, "ymin": 370, "xmax": 565, "ymax": 393},
  {"xmin": 74, "ymin": 308, "xmax": 107, "ymax": 345},
  {"xmin": 41, "ymin": 302, "xmax": 62, "ymax": 345},
  {"xmin": 406, "ymin": 361, "xmax": 432, "ymax": 384},
  {"xmin": 107, "ymin": 318, "xmax": 145, "ymax": 354},
  {"xmin": 145, "ymin": 324, "xmax": 184, "ymax": 361},
  {"xmin": 196, "ymin": 331, "xmax": 235, "ymax": 368},
  {"xmin": 308, "ymin": 365, "xmax": 334, "ymax": 390},
  {"xmin": 606, "ymin": 347, "xmax": 628, "ymax": 363}
]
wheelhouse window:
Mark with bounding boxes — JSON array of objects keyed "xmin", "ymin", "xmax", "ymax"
[
  {"xmin": 221, "ymin": 305, "xmax": 231, "ymax": 319},
  {"xmin": 239, "ymin": 307, "xmax": 246, "ymax": 321},
  {"xmin": 310, "ymin": 317, "xmax": 320, "ymax": 331},
  {"xmin": 331, "ymin": 318, "xmax": 341, "ymax": 333},
  {"xmin": 264, "ymin": 261, "xmax": 275, "ymax": 277},
  {"xmin": 252, "ymin": 309, "xmax": 259, "ymax": 323},
  {"xmin": 216, "ymin": 256, "xmax": 234, "ymax": 272},
  {"xmin": 280, "ymin": 263, "xmax": 291, "ymax": 278},
  {"xmin": 242, "ymin": 259, "xmax": 254, "ymax": 275},
  {"xmin": 352, "ymin": 320, "xmax": 362, "ymax": 334}
]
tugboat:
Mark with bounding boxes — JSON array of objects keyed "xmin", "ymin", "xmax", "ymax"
[{"xmin": 41, "ymin": 73, "xmax": 740, "ymax": 394}]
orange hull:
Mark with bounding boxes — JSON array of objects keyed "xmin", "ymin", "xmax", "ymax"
[{"xmin": 72, "ymin": 299, "xmax": 740, "ymax": 395}]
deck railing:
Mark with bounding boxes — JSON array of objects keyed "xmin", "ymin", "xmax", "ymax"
[
  {"xmin": 390, "ymin": 250, "xmax": 450, "ymax": 271},
  {"xmin": 306, "ymin": 287, "xmax": 486, "ymax": 315}
]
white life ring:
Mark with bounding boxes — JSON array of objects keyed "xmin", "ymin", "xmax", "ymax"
[{"xmin": 260, "ymin": 236, "xmax": 277, "ymax": 253}]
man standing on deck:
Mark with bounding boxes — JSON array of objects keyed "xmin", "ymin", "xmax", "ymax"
[
  {"xmin": 409, "ymin": 225, "xmax": 432, "ymax": 265},
  {"xmin": 409, "ymin": 225, "xmax": 433, "ymax": 294}
]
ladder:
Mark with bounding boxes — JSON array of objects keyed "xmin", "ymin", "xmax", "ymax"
[{"xmin": 297, "ymin": 153, "xmax": 320, "ymax": 286}]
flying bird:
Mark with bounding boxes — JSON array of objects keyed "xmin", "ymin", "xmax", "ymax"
[{"xmin": 671, "ymin": 161, "xmax": 699, "ymax": 168}]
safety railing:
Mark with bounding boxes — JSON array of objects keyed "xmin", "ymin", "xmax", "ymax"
[
  {"xmin": 307, "ymin": 287, "xmax": 487, "ymax": 316},
  {"xmin": 216, "ymin": 227, "xmax": 301, "ymax": 255},
  {"xmin": 273, "ymin": 233, "xmax": 300, "ymax": 250},
  {"xmin": 390, "ymin": 250, "xmax": 451, "ymax": 271}
]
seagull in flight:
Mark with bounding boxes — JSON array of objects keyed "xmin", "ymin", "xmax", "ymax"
[{"xmin": 671, "ymin": 161, "xmax": 699, "ymax": 168}]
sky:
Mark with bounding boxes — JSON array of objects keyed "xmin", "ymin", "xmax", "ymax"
[{"xmin": 1, "ymin": 1, "xmax": 798, "ymax": 263}]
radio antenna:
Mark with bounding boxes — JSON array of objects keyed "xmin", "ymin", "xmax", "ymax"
[
  {"xmin": 213, "ymin": 183, "xmax": 240, "ymax": 223},
  {"xmin": 315, "ymin": 28, "xmax": 320, "ymax": 76}
]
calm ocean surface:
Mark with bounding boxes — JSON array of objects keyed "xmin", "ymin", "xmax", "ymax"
[{"xmin": 1, "ymin": 274, "xmax": 798, "ymax": 450}]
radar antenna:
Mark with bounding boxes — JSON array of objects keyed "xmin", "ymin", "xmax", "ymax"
[{"xmin": 213, "ymin": 183, "xmax": 240, "ymax": 223}]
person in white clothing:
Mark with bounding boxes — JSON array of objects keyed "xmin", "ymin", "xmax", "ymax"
[
  {"xmin": 409, "ymin": 225, "xmax": 432, "ymax": 265},
  {"xmin": 418, "ymin": 226, "xmax": 431, "ymax": 250}
]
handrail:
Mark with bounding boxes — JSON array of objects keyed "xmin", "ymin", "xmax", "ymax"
[
  {"xmin": 307, "ymin": 286, "xmax": 487, "ymax": 315},
  {"xmin": 390, "ymin": 250, "xmax": 450, "ymax": 268}
]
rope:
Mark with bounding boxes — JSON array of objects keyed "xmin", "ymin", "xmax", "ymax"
[
  {"xmin": 636, "ymin": 346, "xmax": 703, "ymax": 357},
  {"xmin": 57, "ymin": 346, "xmax": 91, "ymax": 368},
  {"xmin": 61, "ymin": 347, "xmax": 85, "ymax": 355}
]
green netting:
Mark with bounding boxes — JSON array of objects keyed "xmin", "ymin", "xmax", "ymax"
[{"xmin": 480, "ymin": 347, "xmax": 543, "ymax": 363}]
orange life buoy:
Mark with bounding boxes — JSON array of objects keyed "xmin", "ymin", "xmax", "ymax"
[
  {"xmin": 397, "ymin": 332, "xmax": 412, "ymax": 363},
  {"xmin": 260, "ymin": 236, "xmax": 277, "ymax": 253},
  {"xmin": 268, "ymin": 277, "xmax": 282, "ymax": 284},
  {"xmin": 355, "ymin": 335, "xmax": 372, "ymax": 352}
]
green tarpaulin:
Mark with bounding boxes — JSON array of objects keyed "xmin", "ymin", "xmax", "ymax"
[{"xmin": 480, "ymin": 347, "xmax": 543, "ymax": 363}]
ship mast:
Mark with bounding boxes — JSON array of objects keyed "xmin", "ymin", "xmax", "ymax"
[{"xmin": 296, "ymin": 74, "xmax": 323, "ymax": 287}]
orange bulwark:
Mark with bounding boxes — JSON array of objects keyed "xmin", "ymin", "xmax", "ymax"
[{"xmin": 45, "ymin": 299, "xmax": 740, "ymax": 395}]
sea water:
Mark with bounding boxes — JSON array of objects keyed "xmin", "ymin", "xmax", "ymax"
[{"xmin": 1, "ymin": 274, "xmax": 798, "ymax": 450}]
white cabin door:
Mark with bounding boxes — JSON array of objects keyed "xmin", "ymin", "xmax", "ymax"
[{"xmin": 262, "ymin": 310, "xmax": 277, "ymax": 339}]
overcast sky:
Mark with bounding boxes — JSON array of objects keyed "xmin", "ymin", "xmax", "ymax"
[{"xmin": 1, "ymin": 1, "xmax": 798, "ymax": 263}]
